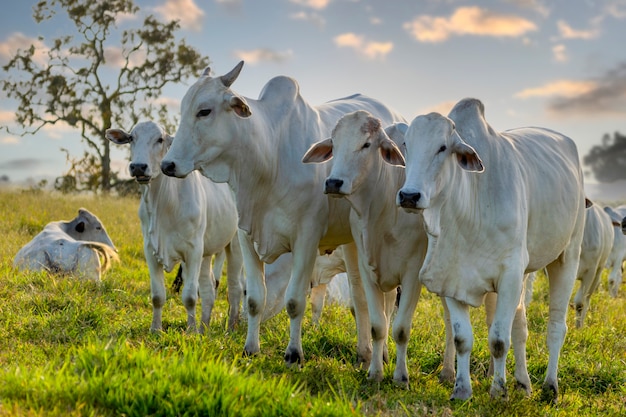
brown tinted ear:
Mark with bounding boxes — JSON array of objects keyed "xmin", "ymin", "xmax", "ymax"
[
  {"xmin": 229, "ymin": 95, "xmax": 252, "ymax": 118},
  {"xmin": 451, "ymin": 130, "xmax": 484, "ymax": 172},
  {"xmin": 106, "ymin": 129, "xmax": 132, "ymax": 145},
  {"xmin": 302, "ymin": 138, "xmax": 334, "ymax": 163},
  {"xmin": 379, "ymin": 131, "xmax": 405, "ymax": 167}
]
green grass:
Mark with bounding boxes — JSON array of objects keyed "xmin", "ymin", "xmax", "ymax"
[{"xmin": 0, "ymin": 189, "xmax": 625, "ymax": 416}]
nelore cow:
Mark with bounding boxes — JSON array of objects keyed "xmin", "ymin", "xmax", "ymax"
[
  {"xmin": 302, "ymin": 110, "xmax": 511, "ymax": 386},
  {"xmin": 572, "ymin": 200, "xmax": 614, "ymax": 327},
  {"xmin": 160, "ymin": 61, "xmax": 405, "ymax": 366},
  {"xmin": 603, "ymin": 205, "xmax": 626, "ymax": 297},
  {"xmin": 395, "ymin": 98, "xmax": 585, "ymax": 402},
  {"xmin": 14, "ymin": 208, "xmax": 118, "ymax": 281},
  {"xmin": 106, "ymin": 121, "xmax": 244, "ymax": 332}
]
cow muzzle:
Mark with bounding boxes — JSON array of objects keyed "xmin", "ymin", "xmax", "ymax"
[
  {"xmin": 129, "ymin": 163, "xmax": 151, "ymax": 183},
  {"xmin": 324, "ymin": 178, "xmax": 345, "ymax": 195},
  {"xmin": 397, "ymin": 190, "xmax": 423, "ymax": 210}
]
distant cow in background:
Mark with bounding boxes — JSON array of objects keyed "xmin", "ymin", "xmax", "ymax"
[
  {"xmin": 14, "ymin": 208, "xmax": 118, "ymax": 281},
  {"xmin": 603, "ymin": 205, "xmax": 626, "ymax": 297},
  {"xmin": 106, "ymin": 121, "xmax": 244, "ymax": 333}
]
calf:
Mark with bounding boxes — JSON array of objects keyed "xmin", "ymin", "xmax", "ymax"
[
  {"xmin": 14, "ymin": 208, "xmax": 118, "ymax": 281},
  {"xmin": 603, "ymin": 205, "xmax": 626, "ymax": 297},
  {"xmin": 106, "ymin": 121, "xmax": 244, "ymax": 332}
]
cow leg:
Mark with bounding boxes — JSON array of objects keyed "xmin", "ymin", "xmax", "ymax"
[
  {"xmin": 392, "ymin": 278, "xmax": 421, "ymax": 386},
  {"xmin": 198, "ymin": 256, "xmax": 216, "ymax": 333},
  {"xmin": 145, "ymin": 249, "xmax": 166, "ymax": 332},
  {"xmin": 225, "ymin": 239, "xmax": 245, "ymax": 331},
  {"xmin": 383, "ymin": 289, "xmax": 397, "ymax": 364},
  {"xmin": 309, "ymin": 283, "xmax": 327, "ymax": 326},
  {"xmin": 240, "ymin": 231, "xmax": 266, "ymax": 356},
  {"xmin": 487, "ymin": 278, "xmax": 521, "ymax": 400},
  {"xmin": 361, "ymin": 278, "xmax": 387, "ymax": 382},
  {"xmin": 439, "ymin": 296, "xmax": 456, "ymax": 383},
  {"xmin": 342, "ymin": 242, "xmax": 372, "ymax": 368},
  {"xmin": 446, "ymin": 297, "xmax": 473, "ymax": 400},
  {"xmin": 484, "ymin": 292, "xmax": 497, "ymax": 378},
  {"xmin": 283, "ymin": 240, "xmax": 319, "ymax": 367},
  {"xmin": 511, "ymin": 298, "xmax": 531, "ymax": 396},
  {"xmin": 181, "ymin": 255, "xmax": 202, "ymax": 333},
  {"xmin": 543, "ymin": 254, "xmax": 578, "ymax": 403}
]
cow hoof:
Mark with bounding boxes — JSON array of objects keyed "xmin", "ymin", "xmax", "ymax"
[
  {"xmin": 516, "ymin": 380, "xmax": 532, "ymax": 397},
  {"xmin": 540, "ymin": 382, "xmax": 558, "ymax": 404},
  {"xmin": 367, "ymin": 370, "xmax": 384, "ymax": 382},
  {"xmin": 439, "ymin": 368, "xmax": 455, "ymax": 384},
  {"xmin": 489, "ymin": 382, "xmax": 508, "ymax": 401},
  {"xmin": 392, "ymin": 374, "xmax": 409, "ymax": 389},
  {"xmin": 450, "ymin": 386, "xmax": 472, "ymax": 401},
  {"xmin": 284, "ymin": 349, "xmax": 303, "ymax": 367}
]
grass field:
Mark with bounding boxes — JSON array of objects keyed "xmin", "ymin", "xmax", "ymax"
[{"xmin": 0, "ymin": 189, "xmax": 624, "ymax": 416}]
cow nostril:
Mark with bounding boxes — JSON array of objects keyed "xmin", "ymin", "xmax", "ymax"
[
  {"xmin": 161, "ymin": 161, "xmax": 175, "ymax": 176},
  {"xmin": 325, "ymin": 178, "xmax": 344, "ymax": 193},
  {"xmin": 129, "ymin": 163, "xmax": 148, "ymax": 176},
  {"xmin": 398, "ymin": 190, "xmax": 421, "ymax": 207}
]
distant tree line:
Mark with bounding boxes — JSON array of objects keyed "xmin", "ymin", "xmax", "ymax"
[{"xmin": 583, "ymin": 131, "xmax": 626, "ymax": 183}]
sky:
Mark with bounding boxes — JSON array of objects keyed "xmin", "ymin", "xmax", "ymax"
[{"xmin": 0, "ymin": 0, "xmax": 625, "ymax": 189}]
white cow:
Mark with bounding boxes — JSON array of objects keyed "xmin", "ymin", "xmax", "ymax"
[
  {"xmin": 14, "ymin": 208, "xmax": 118, "ymax": 281},
  {"xmin": 603, "ymin": 205, "xmax": 626, "ymax": 297},
  {"xmin": 302, "ymin": 111, "xmax": 507, "ymax": 386},
  {"xmin": 302, "ymin": 111, "xmax": 432, "ymax": 384},
  {"xmin": 572, "ymin": 200, "xmax": 614, "ymax": 327},
  {"xmin": 395, "ymin": 98, "xmax": 586, "ymax": 402},
  {"xmin": 106, "ymin": 121, "xmax": 244, "ymax": 332},
  {"xmin": 161, "ymin": 61, "xmax": 405, "ymax": 366}
]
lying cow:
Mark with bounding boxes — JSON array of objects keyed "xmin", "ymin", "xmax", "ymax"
[
  {"xmin": 14, "ymin": 208, "xmax": 118, "ymax": 281},
  {"xmin": 395, "ymin": 98, "xmax": 585, "ymax": 402},
  {"xmin": 106, "ymin": 121, "xmax": 244, "ymax": 332}
]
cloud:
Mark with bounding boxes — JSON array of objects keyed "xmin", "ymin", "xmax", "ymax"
[
  {"xmin": 0, "ymin": 32, "xmax": 49, "ymax": 66},
  {"xmin": 103, "ymin": 46, "xmax": 146, "ymax": 69},
  {"xmin": 0, "ymin": 158, "xmax": 47, "ymax": 171},
  {"xmin": 403, "ymin": 6, "xmax": 537, "ymax": 43},
  {"xmin": 233, "ymin": 48, "xmax": 293, "ymax": 65},
  {"xmin": 334, "ymin": 33, "xmax": 393, "ymax": 60},
  {"xmin": 556, "ymin": 20, "xmax": 600, "ymax": 40},
  {"xmin": 153, "ymin": 0, "xmax": 204, "ymax": 31},
  {"xmin": 0, "ymin": 135, "xmax": 19, "ymax": 145},
  {"xmin": 552, "ymin": 44, "xmax": 567, "ymax": 62},
  {"xmin": 423, "ymin": 100, "xmax": 457, "ymax": 117},
  {"xmin": 547, "ymin": 63, "xmax": 626, "ymax": 115},
  {"xmin": 290, "ymin": 11, "xmax": 326, "ymax": 28},
  {"xmin": 216, "ymin": 0, "xmax": 242, "ymax": 13},
  {"xmin": 514, "ymin": 80, "xmax": 596, "ymax": 99},
  {"xmin": 604, "ymin": 2, "xmax": 626, "ymax": 19},
  {"xmin": 289, "ymin": 0, "xmax": 331, "ymax": 10},
  {"xmin": 0, "ymin": 110, "xmax": 15, "ymax": 124}
]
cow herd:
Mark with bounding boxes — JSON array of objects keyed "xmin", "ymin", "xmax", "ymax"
[{"xmin": 14, "ymin": 61, "xmax": 626, "ymax": 403}]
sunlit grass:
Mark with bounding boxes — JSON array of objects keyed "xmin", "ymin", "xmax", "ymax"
[{"xmin": 0, "ymin": 189, "xmax": 625, "ymax": 416}]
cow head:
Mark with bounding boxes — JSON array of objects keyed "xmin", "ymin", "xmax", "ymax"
[
  {"xmin": 106, "ymin": 121, "xmax": 173, "ymax": 184},
  {"xmin": 302, "ymin": 110, "xmax": 404, "ymax": 196},
  {"xmin": 396, "ymin": 112, "xmax": 484, "ymax": 213},
  {"xmin": 160, "ymin": 61, "xmax": 252, "ymax": 181},
  {"xmin": 66, "ymin": 208, "xmax": 116, "ymax": 250}
]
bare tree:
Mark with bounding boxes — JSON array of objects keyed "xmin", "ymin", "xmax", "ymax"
[{"xmin": 1, "ymin": 0, "xmax": 210, "ymax": 192}]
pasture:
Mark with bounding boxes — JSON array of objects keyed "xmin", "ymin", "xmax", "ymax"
[{"xmin": 0, "ymin": 189, "xmax": 624, "ymax": 416}]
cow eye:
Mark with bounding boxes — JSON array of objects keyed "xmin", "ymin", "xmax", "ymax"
[
  {"xmin": 437, "ymin": 145, "xmax": 447, "ymax": 154},
  {"xmin": 157, "ymin": 137, "xmax": 164, "ymax": 144},
  {"xmin": 362, "ymin": 142, "xmax": 371, "ymax": 149},
  {"xmin": 196, "ymin": 109, "xmax": 212, "ymax": 118}
]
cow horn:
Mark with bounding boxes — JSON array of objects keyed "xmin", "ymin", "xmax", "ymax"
[{"xmin": 220, "ymin": 61, "xmax": 244, "ymax": 87}]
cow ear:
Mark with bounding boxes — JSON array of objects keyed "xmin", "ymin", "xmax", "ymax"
[
  {"xmin": 302, "ymin": 138, "xmax": 333, "ymax": 163},
  {"xmin": 228, "ymin": 95, "xmax": 252, "ymax": 118},
  {"xmin": 379, "ymin": 132, "xmax": 405, "ymax": 167},
  {"xmin": 75, "ymin": 221, "xmax": 85, "ymax": 233},
  {"xmin": 604, "ymin": 206, "xmax": 623, "ymax": 226},
  {"xmin": 106, "ymin": 129, "xmax": 132, "ymax": 145},
  {"xmin": 451, "ymin": 131, "xmax": 484, "ymax": 172}
]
